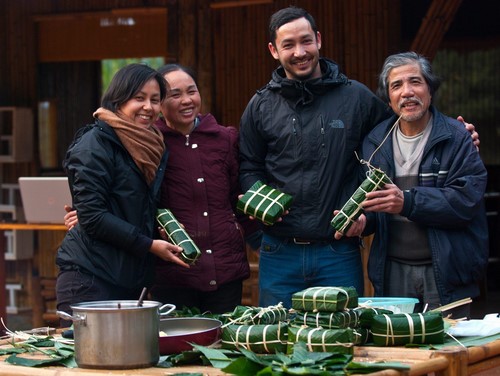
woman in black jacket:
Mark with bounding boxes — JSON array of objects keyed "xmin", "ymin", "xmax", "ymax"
[{"xmin": 55, "ymin": 64, "xmax": 188, "ymax": 324}]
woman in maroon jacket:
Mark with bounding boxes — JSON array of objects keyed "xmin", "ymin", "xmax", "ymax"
[{"xmin": 150, "ymin": 64, "xmax": 256, "ymax": 313}]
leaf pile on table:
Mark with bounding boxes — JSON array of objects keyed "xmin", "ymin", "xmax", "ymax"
[
  {"xmin": 159, "ymin": 286, "xmax": 446, "ymax": 374},
  {"xmin": 0, "ymin": 333, "xmax": 76, "ymax": 368}
]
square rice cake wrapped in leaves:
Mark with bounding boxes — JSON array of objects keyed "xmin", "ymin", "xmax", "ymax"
[
  {"xmin": 237, "ymin": 180, "xmax": 293, "ymax": 225},
  {"xmin": 292, "ymin": 286, "xmax": 358, "ymax": 312},
  {"xmin": 331, "ymin": 167, "xmax": 390, "ymax": 235},
  {"xmin": 221, "ymin": 322, "xmax": 288, "ymax": 354},
  {"xmin": 293, "ymin": 310, "xmax": 360, "ymax": 329},
  {"xmin": 370, "ymin": 312, "xmax": 444, "ymax": 346},
  {"xmin": 353, "ymin": 307, "xmax": 394, "ymax": 328},
  {"xmin": 223, "ymin": 304, "xmax": 288, "ymax": 325},
  {"xmin": 156, "ymin": 208, "xmax": 201, "ymax": 264},
  {"xmin": 287, "ymin": 326, "xmax": 367, "ymax": 354}
]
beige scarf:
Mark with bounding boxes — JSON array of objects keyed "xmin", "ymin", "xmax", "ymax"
[{"xmin": 93, "ymin": 107, "xmax": 165, "ymax": 185}]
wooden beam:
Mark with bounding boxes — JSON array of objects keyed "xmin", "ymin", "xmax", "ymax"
[
  {"xmin": 210, "ymin": 0, "xmax": 272, "ymax": 9},
  {"xmin": 410, "ymin": 0, "xmax": 463, "ymax": 60}
]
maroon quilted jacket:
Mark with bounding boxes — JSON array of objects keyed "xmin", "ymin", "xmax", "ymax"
[{"xmin": 153, "ymin": 114, "xmax": 251, "ymax": 291}]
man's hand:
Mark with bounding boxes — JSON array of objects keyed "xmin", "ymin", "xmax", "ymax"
[
  {"xmin": 333, "ymin": 211, "xmax": 366, "ymax": 240},
  {"xmin": 363, "ymin": 184, "xmax": 404, "ymax": 214},
  {"xmin": 64, "ymin": 205, "xmax": 78, "ymax": 230},
  {"xmin": 457, "ymin": 115, "xmax": 479, "ymax": 150}
]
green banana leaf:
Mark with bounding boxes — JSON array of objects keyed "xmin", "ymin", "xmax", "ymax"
[
  {"xmin": 371, "ymin": 312, "xmax": 444, "ymax": 346},
  {"xmin": 293, "ymin": 309, "xmax": 360, "ymax": 329},
  {"xmin": 291, "ymin": 286, "xmax": 358, "ymax": 312},
  {"xmin": 331, "ymin": 168, "xmax": 390, "ymax": 234},
  {"xmin": 237, "ymin": 180, "xmax": 293, "ymax": 225},
  {"xmin": 223, "ymin": 305, "xmax": 289, "ymax": 325},
  {"xmin": 156, "ymin": 208, "xmax": 201, "ymax": 264},
  {"xmin": 221, "ymin": 323, "xmax": 288, "ymax": 354}
]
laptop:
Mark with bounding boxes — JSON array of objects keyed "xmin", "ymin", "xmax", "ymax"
[{"xmin": 18, "ymin": 177, "xmax": 72, "ymax": 224}]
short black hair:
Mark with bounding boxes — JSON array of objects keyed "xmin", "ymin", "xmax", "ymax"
[
  {"xmin": 269, "ymin": 6, "xmax": 318, "ymax": 46},
  {"xmin": 101, "ymin": 63, "xmax": 167, "ymax": 112}
]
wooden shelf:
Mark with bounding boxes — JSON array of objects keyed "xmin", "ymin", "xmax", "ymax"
[{"xmin": 0, "ymin": 107, "xmax": 33, "ymax": 163}]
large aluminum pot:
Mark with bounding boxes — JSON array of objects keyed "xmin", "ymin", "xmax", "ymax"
[{"xmin": 58, "ymin": 300, "xmax": 175, "ymax": 369}]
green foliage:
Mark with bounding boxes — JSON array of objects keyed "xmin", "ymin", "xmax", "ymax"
[
  {"xmin": 3, "ymin": 336, "xmax": 76, "ymax": 368},
  {"xmin": 163, "ymin": 342, "xmax": 412, "ymax": 375},
  {"xmin": 101, "ymin": 57, "xmax": 165, "ymax": 94},
  {"xmin": 433, "ymin": 48, "xmax": 500, "ymax": 164}
]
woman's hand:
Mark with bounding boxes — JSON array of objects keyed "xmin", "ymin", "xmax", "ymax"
[{"xmin": 149, "ymin": 239, "xmax": 190, "ymax": 268}]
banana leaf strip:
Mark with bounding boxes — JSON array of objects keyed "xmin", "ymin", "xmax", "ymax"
[
  {"xmin": 371, "ymin": 312, "xmax": 444, "ymax": 346},
  {"xmin": 293, "ymin": 310, "xmax": 360, "ymax": 329},
  {"xmin": 287, "ymin": 326, "xmax": 362, "ymax": 354},
  {"xmin": 156, "ymin": 208, "xmax": 201, "ymax": 264},
  {"xmin": 331, "ymin": 168, "xmax": 390, "ymax": 234},
  {"xmin": 221, "ymin": 323, "xmax": 288, "ymax": 354},
  {"xmin": 291, "ymin": 286, "xmax": 358, "ymax": 312},
  {"xmin": 223, "ymin": 304, "xmax": 288, "ymax": 325},
  {"xmin": 237, "ymin": 180, "xmax": 293, "ymax": 225}
]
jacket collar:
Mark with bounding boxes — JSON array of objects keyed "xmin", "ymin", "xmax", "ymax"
[
  {"xmin": 367, "ymin": 106, "xmax": 453, "ymax": 161},
  {"xmin": 267, "ymin": 58, "xmax": 349, "ymax": 105},
  {"xmin": 155, "ymin": 113, "xmax": 221, "ymax": 137}
]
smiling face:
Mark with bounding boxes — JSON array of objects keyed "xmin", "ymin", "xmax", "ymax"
[
  {"xmin": 118, "ymin": 78, "xmax": 162, "ymax": 128},
  {"xmin": 387, "ymin": 63, "xmax": 432, "ymax": 135},
  {"xmin": 268, "ymin": 17, "xmax": 322, "ymax": 81},
  {"xmin": 161, "ymin": 70, "xmax": 202, "ymax": 133}
]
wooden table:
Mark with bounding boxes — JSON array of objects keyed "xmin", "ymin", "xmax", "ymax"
[
  {"xmin": 0, "ymin": 339, "xmax": 498, "ymax": 375},
  {"xmin": 0, "ymin": 223, "xmax": 67, "ymax": 331},
  {"xmin": 353, "ymin": 339, "xmax": 500, "ymax": 375}
]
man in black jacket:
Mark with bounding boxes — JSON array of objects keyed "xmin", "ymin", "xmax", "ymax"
[{"xmin": 239, "ymin": 6, "xmax": 479, "ymax": 309}]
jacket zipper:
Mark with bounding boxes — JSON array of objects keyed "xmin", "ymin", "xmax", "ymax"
[
  {"xmin": 320, "ymin": 114, "xmax": 326, "ymax": 158},
  {"xmin": 292, "ymin": 117, "xmax": 298, "ymax": 159}
]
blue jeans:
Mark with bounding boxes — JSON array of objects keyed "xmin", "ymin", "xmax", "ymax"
[{"xmin": 258, "ymin": 234, "xmax": 364, "ymax": 308}]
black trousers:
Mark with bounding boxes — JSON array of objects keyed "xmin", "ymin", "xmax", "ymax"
[
  {"xmin": 56, "ymin": 267, "xmax": 142, "ymax": 327},
  {"xmin": 150, "ymin": 279, "xmax": 243, "ymax": 314}
]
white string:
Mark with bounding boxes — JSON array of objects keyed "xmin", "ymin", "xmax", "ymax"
[{"xmin": 366, "ymin": 114, "xmax": 402, "ymax": 166}]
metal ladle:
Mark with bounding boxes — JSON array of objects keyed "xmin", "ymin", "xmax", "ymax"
[{"xmin": 137, "ymin": 287, "xmax": 147, "ymax": 307}]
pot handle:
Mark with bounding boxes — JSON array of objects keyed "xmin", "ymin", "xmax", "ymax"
[
  {"xmin": 159, "ymin": 303, "xmax": 176, "ymax": 318},
  {"xmin": 57, "ymin": 310, "xmax": 87, "ymax": 324}
]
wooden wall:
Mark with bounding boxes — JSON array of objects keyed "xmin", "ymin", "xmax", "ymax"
[
  {"xmin": 1, "ymin": 0, "xmax": 498, "ymax": 320},
  {"xmin": 0, "ymin": 0, "xmax": 401, "ymax": 163}
]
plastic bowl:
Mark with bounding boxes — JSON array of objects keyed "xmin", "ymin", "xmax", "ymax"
[{"xmin": 358, "ymin": 297, "xmax": 419, "ymax": 314}]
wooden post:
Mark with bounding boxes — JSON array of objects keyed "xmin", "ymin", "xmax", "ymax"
[
  {"xmin": 432, "ymin": 346, "xmax": 468, "ymax": 376},
  {"xmin": 0, "ymin": 230, "xmax": 7, "ymax": 334}
]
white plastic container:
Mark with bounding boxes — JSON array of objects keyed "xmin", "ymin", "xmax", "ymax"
[{"xmin": 358, "ymin": 297, "xmax": 419, "ymax": 314}]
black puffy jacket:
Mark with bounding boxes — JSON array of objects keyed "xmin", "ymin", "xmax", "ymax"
[
  {"xmin": 239, "ymin": 58, "xmax": 390, "ymax": 240},
  {"xmin": 56, "ymin": 120, "xmax": 168, "ymax": 289}
]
